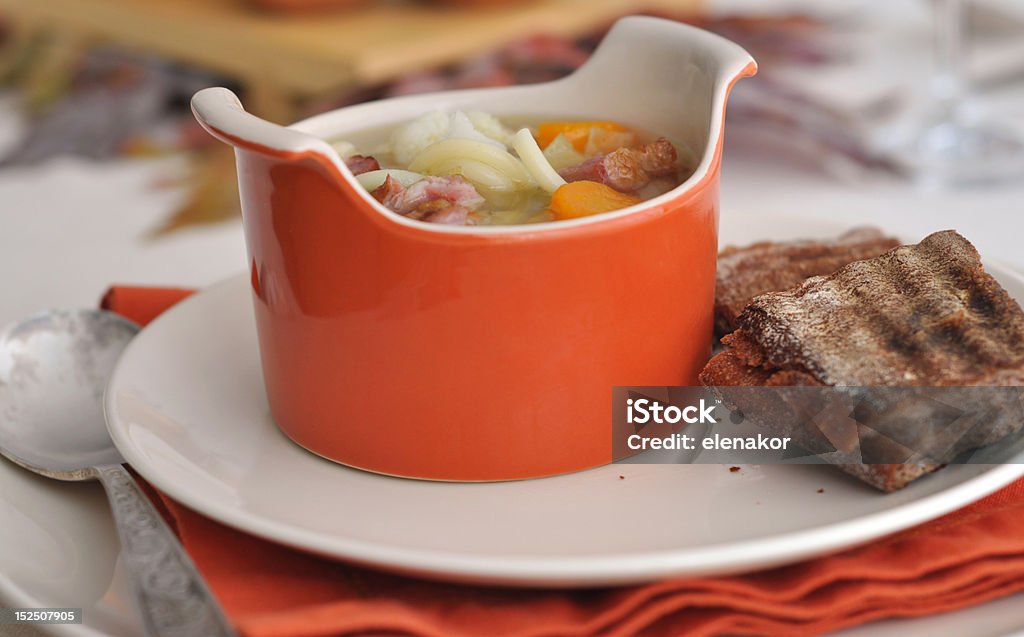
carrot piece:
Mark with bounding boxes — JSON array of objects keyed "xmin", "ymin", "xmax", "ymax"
[
  {"xmin": 549, "ymin": 181, "xmax": 642, "ymax": 220},
  {"xmin": 536, "ymin": 121, "xmax": 629, "ymax": 152}
]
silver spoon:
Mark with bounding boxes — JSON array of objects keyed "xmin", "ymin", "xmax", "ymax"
[{"xmin": 0, "ymin": 309, "xmax": 236, "ymax": 637}]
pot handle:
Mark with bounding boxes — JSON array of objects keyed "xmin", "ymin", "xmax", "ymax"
[{"xmin": 191, "ymin": 87, "xmax": 335, "ymax": 159}]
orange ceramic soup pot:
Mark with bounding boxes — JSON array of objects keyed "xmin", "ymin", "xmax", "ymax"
[{"xmin": 192, "ymin": 17, "xmax": 755, "ymax": 481}]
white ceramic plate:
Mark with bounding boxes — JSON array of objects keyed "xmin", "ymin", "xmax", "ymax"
[
  {"xmin": 102, "ymin": 231, "xmax": 1024, "ymax": 587},
  {"xmin": 4, "ymin": 217, "xmax": 1024, "ymax": 636}
]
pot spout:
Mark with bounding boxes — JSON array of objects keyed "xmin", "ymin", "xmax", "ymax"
[
  {"xmin": 566, "ymin": 16, "xmax": 756, "ymax": 177},
  {"xmin": 577, "ymin": 16, "xmax": 757, "ymax": 92}
]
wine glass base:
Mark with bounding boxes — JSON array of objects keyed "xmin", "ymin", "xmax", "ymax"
[{"xmin": 891, "ymin": 117, "xmax": 1024, "ymax": 187}]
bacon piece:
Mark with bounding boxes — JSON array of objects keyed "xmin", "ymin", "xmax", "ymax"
[
  {"xmin": 370, "ymin": 175, "xmax": 484, "ymax": 225},
  {"xmin": 602, "ymin": 150, "xmax": 650, "ymax": 192},
  {"xmin": 558, "ymin": 156, "xmax": 606, "ymax": 184},
  {"xmin": 406, "ymin": 199, "xmax": 472, "ymax": 225},
  {"xmin": 559, "ymin": 138, "xmax": 679, "ymax": 193},
  {"xmin": 634, "ymin": 138, "xmax": 679, "ymax": 177},
  {"xmin": 370, "ymin": 175, "xmax": 404, "ymax": 205},
  {"xmin": 344, "ymin": 154, "xmax": 381, "ymax": 176}
]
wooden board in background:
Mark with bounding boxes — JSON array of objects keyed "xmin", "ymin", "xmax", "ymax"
[{"xmin": 0, "ymin": 0, "xmax": 702, "ymax": 119}]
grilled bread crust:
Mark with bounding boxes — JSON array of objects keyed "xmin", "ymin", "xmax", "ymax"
[{"xmin": 715, "ymin": 227, "xmax": 900, "ymax": 337}]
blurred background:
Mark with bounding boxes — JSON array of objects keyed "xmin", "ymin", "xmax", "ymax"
[{"xmin": 0, "ymin": 0, "xmax": 1023, "ymax": 321}]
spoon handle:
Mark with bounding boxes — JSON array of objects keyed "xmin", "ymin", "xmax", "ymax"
[{"xmin": 95, "ymin": 464, "xmax": 237, "ymax": 637}]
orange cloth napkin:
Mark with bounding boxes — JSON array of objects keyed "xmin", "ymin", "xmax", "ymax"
[
  {"xmin": 102, "ymin": 285, "xmax": 1024, "ymax": 637},
  {"xmin": 101, "ymin": 286, "xmax": 193, "ymax": 327}
]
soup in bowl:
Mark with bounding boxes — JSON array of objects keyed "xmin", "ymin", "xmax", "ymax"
[
  {"xmin": 191, "ymin": 16, "xmax": 756, "ymax": 481},
  {"xmin": 335, "ymin": 113, "xmax": 695, "ymax": 225}
]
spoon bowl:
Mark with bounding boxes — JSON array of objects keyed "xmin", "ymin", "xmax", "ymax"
[
  {"xmin": 0, "ymin": 309, "xmax": 236, "ymax": 637},
  {"xmin": 0, "ymin": 310, "xmax": 135, "ymax": 478}
]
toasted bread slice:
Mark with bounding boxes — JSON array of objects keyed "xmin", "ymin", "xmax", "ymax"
[{"xmin": 702, "ymin": 231, "xmax": 1024, "ymax": 491}]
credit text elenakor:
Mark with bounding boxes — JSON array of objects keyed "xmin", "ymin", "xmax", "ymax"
[{"xmin": 625, "ymin": 398, "xmax": 792, "ymax": 451}]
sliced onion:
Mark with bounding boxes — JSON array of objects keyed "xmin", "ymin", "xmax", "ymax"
[
  {"xmin": 355, "ymin": 169, "xmax": 426, "ymax": 192},
  {"xmin": 429, "ymin": 158, "xmax": 516, "ymax": 193},
  {"xmin": 512, "ymin": 128, "xmax": 566, "ymax": 193},
  {"xmin": 409, "ymin": 138, "xmax": 533, "ymax": 187}
]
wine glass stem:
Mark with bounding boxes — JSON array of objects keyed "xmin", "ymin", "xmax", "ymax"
[{"xmin": 933, "ymin": 0, "xmax": 968, "ymax": 114}]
